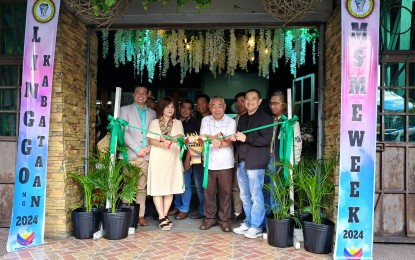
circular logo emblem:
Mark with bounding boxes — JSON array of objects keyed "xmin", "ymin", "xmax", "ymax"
[
  {"xmin": 347, "ymin": 0, "xmax": 374, "ymax": 18},
  {"xmin": 33, "ymin": 0, "xmax": 55, "ymax": 23}
]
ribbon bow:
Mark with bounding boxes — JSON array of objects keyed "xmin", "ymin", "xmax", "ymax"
[
  {"xmin": 176, "ymin": 136, "xmax": 187, "ymax": 160},
  {"xmin": 202, "ymin": 138, "xmax": 212, "ymax": 189},
  {"xmin": 106, "ymin": 115, "xmax": 129, "ymax": 162},
  {"xmin": 279, "ymin": 114, "xmax": 298, "ymax": 183}
]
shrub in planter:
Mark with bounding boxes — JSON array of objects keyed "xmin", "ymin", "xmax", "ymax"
[
  {"xmin": 294, "ymin": 154, "xmax": 338, "ymax": 254},
  {"xmin": 119, "ymin": 161, "xmax": 142, "ymax": 229},
  {"xmin": 71, "ymin": 207, "xmax": 101, "ymax": 239},
  {"xmin": 69, "ymin": 165, "xmax": 102, "ymax": 239},
  {"xmin": 95, "ymin": 150, "xmax": 142, "ymax": 239},
  {"xmin": 264, "ymin": 160, "xmax": 298, "ymax": 248}
]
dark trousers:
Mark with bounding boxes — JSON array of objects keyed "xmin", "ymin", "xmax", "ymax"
[{"xmin": 204, "ymin": 168, "xmax": 233, "ymax": 224}]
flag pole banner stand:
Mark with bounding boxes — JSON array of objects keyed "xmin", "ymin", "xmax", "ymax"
[
  {"xmin": 334, "ymin": 0, "xmax": 379, "ymax": 259},
  {"xmin": 7, "ymin": 0, "xmax": 61, "ymax": 252}
]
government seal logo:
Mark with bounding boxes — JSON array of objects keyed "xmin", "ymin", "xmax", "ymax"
[
  {"xmin": 33, "ymin": 0, "xmax": 55, "ymax": 23},
  {"xmin": 347, "ymin": 0, "xmax": 374, "ymax": 18}
]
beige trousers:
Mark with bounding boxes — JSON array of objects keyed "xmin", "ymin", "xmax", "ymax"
[{"xmin": 130, "ymin": 157, "xmax": 148, "ymax": 217}]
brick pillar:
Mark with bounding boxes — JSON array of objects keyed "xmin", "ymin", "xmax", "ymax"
[
  {"xmin": 324, "ymin": 7, "xmax": 341, "ymax": 221},
  {"xmin": 45, "ymin": 8, "xmax": 98, "ymax": 237}
]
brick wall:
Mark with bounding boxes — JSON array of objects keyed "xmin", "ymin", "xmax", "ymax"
[
  {"xmin": 45, "ymin": 8, "xmax": 98, "ymax": 237},
  {"xmin": 324, "ymin": 7, "xmax": 341, "ymax": 221}
]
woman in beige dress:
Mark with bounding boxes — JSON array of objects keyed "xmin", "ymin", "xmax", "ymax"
[{"xmin": 147, "ymin": 96, "xmax": 184, "ymax": 231}]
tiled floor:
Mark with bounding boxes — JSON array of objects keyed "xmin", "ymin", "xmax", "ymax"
[
  {"xmin": 1, "ymin": 217, "xmax": 332, "ymax": 260},
  {"xmin": 1, "ymin": 218, "xmax": 415, "ymax": 259},
  {"xmin": 1, "ymin": 230, "xmax": 330, "ymax": 260}
]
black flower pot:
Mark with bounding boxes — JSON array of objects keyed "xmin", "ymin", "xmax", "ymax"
[
  {"xmin": 266, "ymin": 217, "xmax": 294, "ymax": 248},
  {"xmin": 119, "ymin": 203, "xmax": 140, "ymax": 229},
  {"xmin": 303, "ymin": 218, "xmax": 335, "ymax": 254},
  {"xmin": 72, "ymin": 207, "xmax": 101, "ymax": 239},
  {"xmin": 295, "ymin": 213, "xmax": 311, "ymax": 229},
  {"xmin": 102, "ymin": 208, "xmax": 132, "ymax": 240}
]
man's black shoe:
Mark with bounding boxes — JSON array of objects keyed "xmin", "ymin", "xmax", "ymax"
[
  {"xmin": 232, "ymin": 212, "xmax": 245, "ymax": 223},
  {"xmin": 190, "ymin": 212, "xmax": 205, "ymax": 219}
]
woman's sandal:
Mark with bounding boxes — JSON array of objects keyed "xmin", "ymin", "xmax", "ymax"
[
  {"xmin": 165, "ymin": 216, "xmax": 173, "ymax": 228},
  {"xmin": 158, "ymin": 217, "xmax": 171, "ymax": 231}
]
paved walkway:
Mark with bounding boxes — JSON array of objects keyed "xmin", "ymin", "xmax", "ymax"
[{"xmin": 1, "ymin": 217, "xmax": 415, "ymax": 259}]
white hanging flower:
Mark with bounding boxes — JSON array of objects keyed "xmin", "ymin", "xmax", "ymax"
[
  {"xmin": 312, "ymin": 38, "xmax": 317, "ymax": 65},
  {"xmin": 170, "ymin": 30, "xmax": 178, "ymax": 66},
  {"xmin": 271, "ymin": 29, "xmax": 279, "ymax": 73},
  {"xmin": 162, "ymin": 32, "xmax": 171, "ymax": 78},
  {"xmin": 226, "ymin": 29, "xmax": 237, "ymax": 77},
  {"xmin": 248, "ymin": 29, "xmax": 256, "ymax": 64},
  {"xmin": 257, "ymin": 29, "xmax": 272, "ymax": 79},
  {"xmin": 237, "ymin": 33, "xmax": 249, "ymax": 71},
  {"xmin": 193, "ymin": 32, "xmax": 204, "ymax": 73},
  {"xmin": 177, "ymin": 30, "xmax": 185, "ymax": 64},
  {"xmin": 257, "ymin": 29, "xmax": 265, "ymax": 78}
]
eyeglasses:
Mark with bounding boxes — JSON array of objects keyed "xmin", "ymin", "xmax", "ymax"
[{"xmin": 270, "ymin": 102, "xmax": 284, "ymax": 107}]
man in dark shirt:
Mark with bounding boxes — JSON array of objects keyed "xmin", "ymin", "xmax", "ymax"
[
  {"xmin": 168, "ymin": 99, "xmax": 197, "ymax": 220},
  {"xmin": 231, "ymin": 89, "xmax": 273, "ymax": 239}
]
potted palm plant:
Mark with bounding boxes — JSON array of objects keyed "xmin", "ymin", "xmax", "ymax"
[
  {"xmin": 294, "ymin": 154, "xmax": 338, "ymax": 254},
  {"xmin": 264, "ymin": 159, "xmax": 298, "ymax": 248},
  {"xmin": 95, "ymin": 150, "xmax": 140, "ymax": 240},
  {"xmin": 119, "ymin": 162, "xmax": 142, "ymax": 230},
  {"xmin": 69, "ymin": 163, "xmax": 102, "ymax": 239}
]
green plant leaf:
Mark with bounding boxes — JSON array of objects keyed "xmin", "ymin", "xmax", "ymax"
[{"xmin": 105, "ymin": 0, "xmax": 115, "ymax": 8}]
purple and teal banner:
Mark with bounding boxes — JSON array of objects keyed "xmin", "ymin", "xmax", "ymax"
[
  {"xmin": 334, "ymin": 1, "xmax": 379, "ymax": 259},
  {"xmin": 7, "ymin": 0, "xmax": 60, "ymax": 252}
]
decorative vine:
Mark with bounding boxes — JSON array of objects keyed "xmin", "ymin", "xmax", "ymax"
[{"xmin": 104, "ymin": 28, "xmax": 319, "ymax": 83}]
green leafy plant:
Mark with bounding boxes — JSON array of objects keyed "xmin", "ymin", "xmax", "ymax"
[
  {"xmin": 294, "ymin": 154, "xmax": 338, "ymax": 224},
  {"xmin": 120, "ymin": 161, "xmax": 142, "ymax": 205},
  {"xmin": 94, "ymin": 149, "xmax": 143, "ymax": 213},
  {"xmin": 264, "ymin": 160, "xmax": 294, "ymax": 221},
  {"xmin": 69, "ymin": 167, "xmax": 101, "ymax": 213},
  {"xmin": 92, "ymin": 0, "xmax": 116, "ymax": 15}
]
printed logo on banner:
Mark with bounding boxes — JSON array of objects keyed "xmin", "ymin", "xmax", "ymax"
[
  {"xmin": 344, "ymin": 246, "xmax": 363, "ymax": 259},
  {"xmin": 33, "ymin": 0, "xmax": 55, "ymax": 23},
  {"xmin": 347, "ymin": 0, "xmax": 374, "ymax": 18},
  {"xmin": 17, "ymin": 230, "xmax": 35, "ymax": 246}
]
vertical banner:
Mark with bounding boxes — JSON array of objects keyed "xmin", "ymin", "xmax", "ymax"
[
  {"xmin": 334, "ymin": 1, "xmax": 379, "ymax": 259},
  {"xmin": 7, "ymin": 0, "xmax": 60, "ymax": 252}
]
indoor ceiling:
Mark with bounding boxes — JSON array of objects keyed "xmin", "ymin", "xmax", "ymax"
[{"xmin": 109, "ymin": 0, "xmax": 333, "ymax": 29}]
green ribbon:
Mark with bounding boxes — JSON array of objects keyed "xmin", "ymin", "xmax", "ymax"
[
  {"xmin": 202, "ymin": 138, "xmax": 212, "ymax": 189},
  {"xmin": 219, "ymin": 115, "xmax": 298, "ymax": 183},
  {"xmin": 176, "ymin": 136, "xmax": 187, "ymax": 160},
  {"xmin": 221, "ymin": 121, "xmax": 283, "ymax": 139},
  {"xmin": 279, "ymin": 115, "xmax": 298, "ymax": 183},
  {"xmin": 106, "ymin": 115, "xmax": 129, "ymax": 163},
  {"xmin": 105, "ymin": 115, "xmax": 297, "ymax": 186}
]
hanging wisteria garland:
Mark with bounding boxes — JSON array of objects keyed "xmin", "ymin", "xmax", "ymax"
[{"xmin": 102, "ymin": 28, "xmax": 319, "ymax": 83}]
